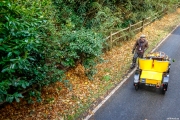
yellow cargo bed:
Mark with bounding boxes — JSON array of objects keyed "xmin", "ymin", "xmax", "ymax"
[
  {"xmin": 138, "ymin": 58, "xmax": 169, "ymax": 85},
  {"xmin": 133, "ymin": 51, "xmax": 171, "ymax": 94},
  {"xmin": 140, "ymin": 71, "xmax": 162, "ymax": 85}
]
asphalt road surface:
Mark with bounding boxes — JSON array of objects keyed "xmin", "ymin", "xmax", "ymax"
[{"xmin": 89, "ymin": 26, "xmax": 180, "ymax": 120}]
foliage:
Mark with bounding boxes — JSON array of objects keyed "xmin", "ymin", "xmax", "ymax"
[
  {"xmin": 0, "ymin": 0, "xmax": 64, "ymax": 103},
  {"xmin": 0, "ymin": 0, "xmax": 179, "ymax": 104},
  {"xmin": 59, "ymin": 29, "xmax": 104, "ymax": 79},
  {"xmin": 52, "ymin": 0, "xmax": 180, "ymax": 31},
  {"xmin": 117, "ymin": 0, "xmax": 180, "ymax": 26}
]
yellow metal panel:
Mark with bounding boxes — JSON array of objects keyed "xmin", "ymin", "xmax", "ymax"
[
  {"xmin": 138, "ymin": 58, "xmax": 153, "ymax": 70},
  {"xmin": 145, "ymin": 79, "xmax": 162, "ymax": 84},
  {"xmin": 140, "ymin": 71, "xmax": 163, "ymax": 80},
  {"xmin": 153, "ymin": 60, "xmax": 169, "ymax": 72}
]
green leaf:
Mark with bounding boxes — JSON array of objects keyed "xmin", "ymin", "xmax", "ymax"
[
  {"xmin": 6, "ymin": 95, "xmax": 14, "ymax": 103},
  {"xmin": 0, "ymin": 88, "xmax": 7, "ymax": 94},
  {"xmin": 7, "ymin": 52, "xmax": 12, "ymax": 58},
  {"xmin": 15, "ymin": 97, "xmax": 20, "ymax": 102},
  {"xmin": 1, "ymin": 67, "xmax": 9, "ymax": 73},
  {"xmin": 21, "ymin": 81, "xmax": 29, "ymax": 89},
  {"xmin": 13, "ymin": 51, "xmax": 20, "ymax": 55},
  {"xmin": 10, "ymin": 58, "xmax": 18, "ymax": 62},
  {"xmin": 0, "ymin": 38, "xmax": 3, "ymax": 43},
  {"xmin": 10, "ymin": 63, "xmax": 16, "ymax": 69},
  {"xmin": 13, "ymin": 92, "xmax": 23, "ymax": 103},
  {"xmin": 0, "ymin": 46, "xmax": 5, "ymax": 51},
  {"xmin": 0, "ymin": 96, "xmax": 4, "ymax": 103},
  {"xmin": 14, "ymin": 92, "xmax": 23, "ymax": 98}
]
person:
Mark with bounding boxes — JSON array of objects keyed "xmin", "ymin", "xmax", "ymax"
[{"xmin": 130, "ymin": 34, "xmax": 148, "ymax": 69}]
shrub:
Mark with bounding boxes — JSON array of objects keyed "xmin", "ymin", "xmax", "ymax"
[
  {"xmin": 0, "ymin": 0, "xmax": 64, "ymax": 103},
  {"xmin": 59, "ymin": 29, "xmax": 104, "ymax": 79}
]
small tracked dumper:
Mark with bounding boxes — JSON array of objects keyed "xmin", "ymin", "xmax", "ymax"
[{"xmin": 133, "ymin": 51, "xmax": 171, "ymax": 94}]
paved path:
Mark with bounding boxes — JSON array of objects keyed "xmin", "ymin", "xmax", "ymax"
[{"xmin": 88, "ymin": 25, "xmax": 180, "ymax": 120}]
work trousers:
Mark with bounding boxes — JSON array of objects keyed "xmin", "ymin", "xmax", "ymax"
[{"xmin": 132, "ymin": 52, "xmax": 144, "ymax": 66}]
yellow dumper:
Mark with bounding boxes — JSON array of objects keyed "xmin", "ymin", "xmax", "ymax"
[{"xmin": 133, "ymin": 51, "xmax": 171, "ymax": 94}]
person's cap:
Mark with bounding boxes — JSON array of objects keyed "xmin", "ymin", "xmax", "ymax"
[{"xmin": 140, "ymin": 34, "xmax": 146, "ymax": 38}]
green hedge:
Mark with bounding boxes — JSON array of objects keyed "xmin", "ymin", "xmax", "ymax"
[
  {"xmin": 0, "ymin": 0, "xmax": 64, "ymax": 103},
  {"xmin": 0, "ymin": 0, "xmax": 104, "ymax": 103}
]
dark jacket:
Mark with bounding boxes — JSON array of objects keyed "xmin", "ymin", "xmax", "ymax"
[{"xmin": 133, "ymin": 39, "xmax": 148, "ymax": 54}]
